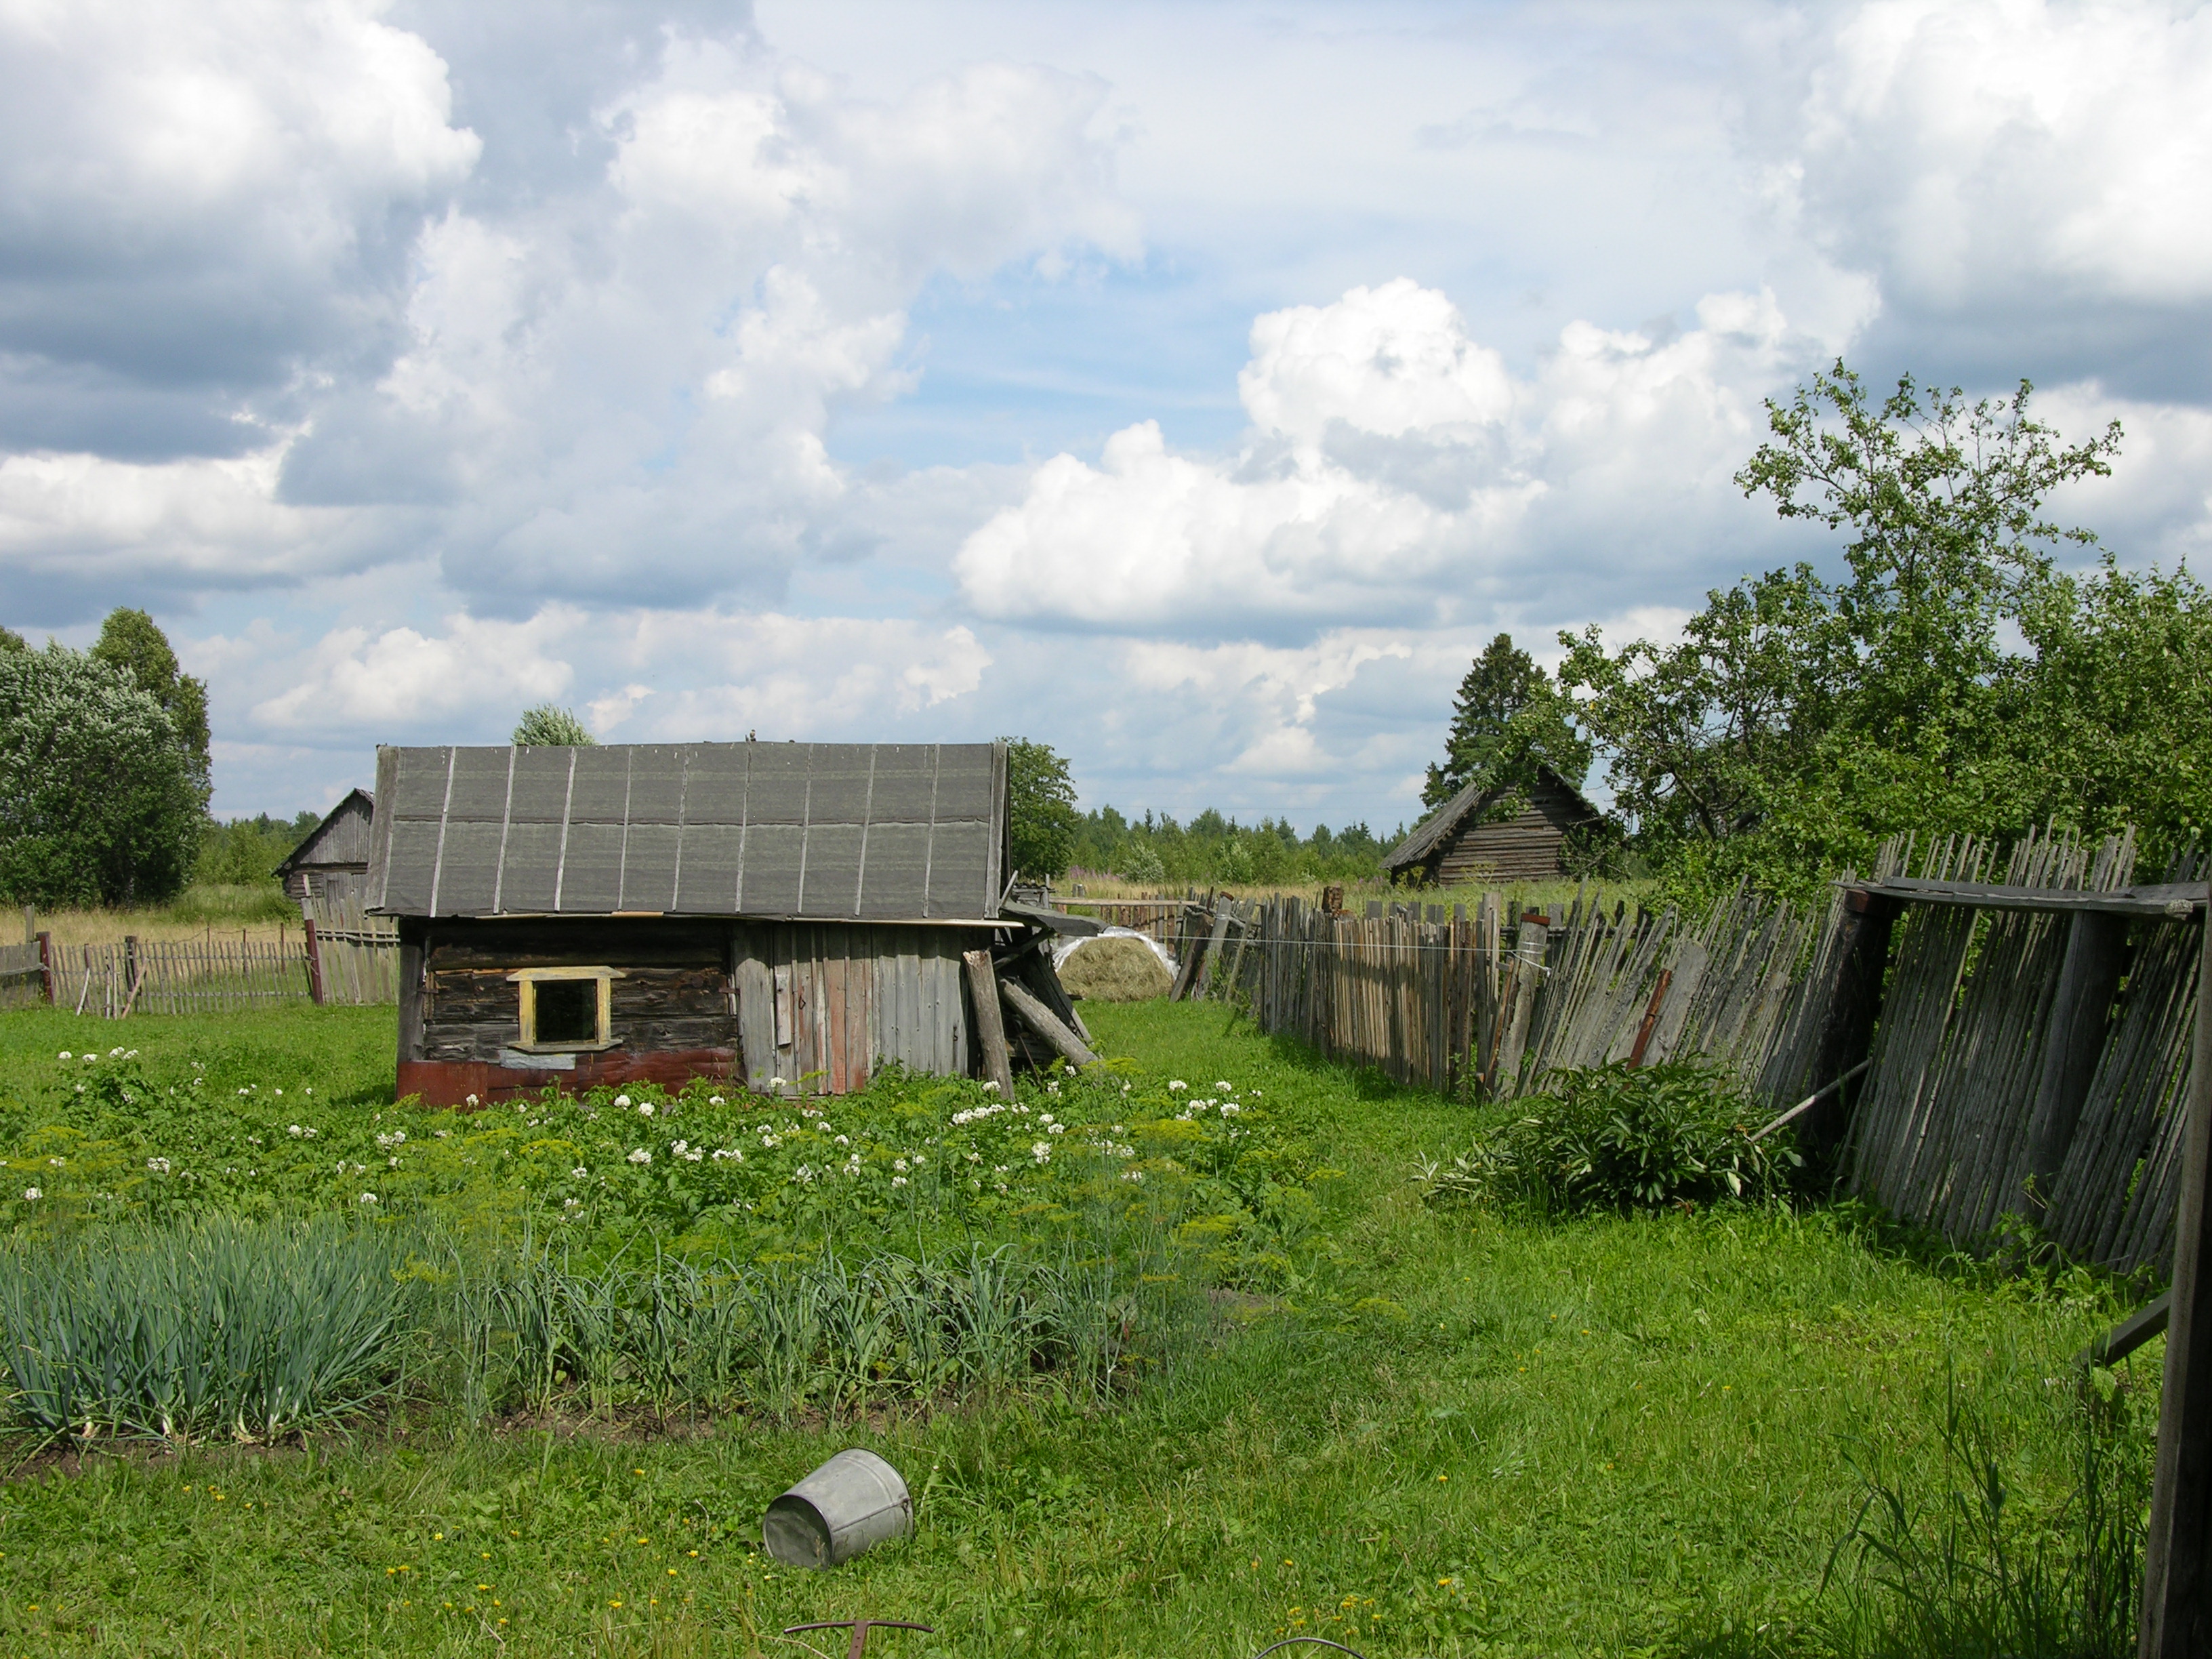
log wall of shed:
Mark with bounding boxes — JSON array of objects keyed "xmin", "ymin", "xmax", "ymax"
[{"xmin": 400, "ymin": 916, "xmax": 983, "ymax": 1101}]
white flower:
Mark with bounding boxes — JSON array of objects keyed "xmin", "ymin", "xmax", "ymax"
[
  {"xmin": 794, "ymin": 1164, "xmax": 815, "ymax": 1185},
  {"xmin": 358, "ymin": 1192, "xmax": 377, "ymax": 1204},
  {"xmin": 893, "ymin": 1158, "xmax": 907, "ymax": 1172},
  {"xmin": 274, "ymin": 1088, "xmax": 284, "ymax": 1097},
  {"xmin": 636, "ymin": 1102, "xmax": 654, "ymax": 1116},
  {"xmin": 1220, "ymin": 1103, "xmax": 1241, "ymax": 1116},
  {"xmin": 769, "ymin": 1076, "xmax": 787, "ymax": 1088},
  {"xmin": 572, "ymin": 1167, "xmax": 589, "ymax": 1179},
  {"xmin": 1031, "ymin": 1141, "xmax": 1052, "ymax": 1163},
  {"xmin": 912, "ymin": 1153, "xmax": 926, "ymax": 1166},
  {"xmin": 388, "ymin": 1158, "xmax": 398, "ymax": 1168},
  {"xmin": 434, "ymin": 1129, "xmax": 451, "ymax": 1139},
  {"xmin": 672, "ymin": 1140, "xmax": 689, "ymax": 1153},
  {"xmin": 892, "ymin": 1175, "xmax": 908, "ymax": 1187},
  {"xmin": 615, "ymin": 1094, "xmax": 632, "ymax": 1108},
  {"xmin": 966, "ymin": 1151, "xmax": 982, "ymax": 1163},
  {"xmin": 146, "ymin": 1157, "xmax": 170, "ymax": 1174},
  {"xmin": 22, "ymin": 1188, "xmax": 39, "ymax": 1201},
  {"xmin": 627, "ymin": 1148, "xmax": 652, "ymax": 1164},
  {"xmin": 564, "ymin": 1197, "xmax": 582, "ymax": 1209},
  {"xmin": 464, "ymin": 1093, "xmax": 478, "ymax": 1107},
  {"xmin": 288, "ymin": 1125, "xmax": 304, "ymax": 1137},
  {"xmin": 982, "ymin": 1080, "xmax": 1000, "ymax": 1093},
  {"xmin": 1168, "ymin": 1080, "xmax": 1187, "ymax": 1092},
  {"xmin": 682, "ymin": 1147, "xmax": 703, "ymax": 1162},
  {"xmin": 1046, "ymin": 1080, "xmax": 1061, "ymax": 1094},
  {"xmin": 56, "ymin": 1051, "xmax": 70, "ymax": 1060},
  {"xmin": 708, "ymin": 1095, "xmax": 725, "ymax": 1105},
  {"xmin": 1048, "ymin": 1123, "xmax": 1065, "ymax": 1134},
  {"xmin": 302, "ymin": 1087, "xmax": 312, "ymax": 1095},
  {"xmin": 1122, "ymin": 1170, "xmax": 1145, "ymax": 1183},
  {"xmin": 47, "ymin": 1157, "xmax": 63, "ymax": 1168},
  {"xmin": 109, "ymin": 1047, "xmax": 123, "ymax": 1059},
  {"xmin": 1215, "ymin": 1081, "xmax": 1233, "ymax": 1092},
  {"xmin": 834, "ymin": 1135, "xmax": 849, "ymax": 1147}
]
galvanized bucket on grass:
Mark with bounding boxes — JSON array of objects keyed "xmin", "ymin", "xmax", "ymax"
[{"xmin": 762, "ymin": 1450, "xmax": 913, "ymax": 1569}]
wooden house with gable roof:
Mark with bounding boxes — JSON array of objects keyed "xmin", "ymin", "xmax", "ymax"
[
  {"xmin": 1381, "ymin": 763, "xmax": 1601, "ymax": 886},
  {"xmin": 365, "ymin": 739, "xmax": 1048, "ymax": 1107}
]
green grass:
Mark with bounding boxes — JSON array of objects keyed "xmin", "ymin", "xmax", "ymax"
[{"xmin": 0, "ymin": 999, "xmax": 2155, "ymax": 1656}]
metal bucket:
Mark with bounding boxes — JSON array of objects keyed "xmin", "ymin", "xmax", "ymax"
[{"xmin": 762, "ymin": 1449, "xmax": 913, "ymax": 1569}]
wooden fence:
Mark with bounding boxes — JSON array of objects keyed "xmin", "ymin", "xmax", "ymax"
[
  {"xmin": 0, "ymin": 939, "xmax": 45, "ymax": 1011},
  {"xmin": 1170, "ymin": 826, "xmax": 2207, "ymax": 1278},
  {"xmin": 302, "ymin": 895, "xmax": 399, "ymax": 1007},
  {"xmin": 54, "ymin": 937, "xmax": 313, "ymax": 1017},
  {"xmin": 0, "ymin": 901, "xmax": 399, "ymax": 1021},
  {"xmin": 1172, "ymin": 880, "xmax": 1841, "ymax": 1106}
]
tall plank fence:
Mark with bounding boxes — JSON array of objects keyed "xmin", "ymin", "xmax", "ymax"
[{"xmin": 1166, "ymin": 825, "xmax": 2205, "ymax": 1278}]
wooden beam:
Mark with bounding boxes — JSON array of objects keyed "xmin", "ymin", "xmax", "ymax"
[
  {"xmin": 2141, "ymin": 912, "xmax": 2212, "ymax": 1657},
  {"xmin": 2024, "ymin": 910, "xmax": 2129, "ymax": 1213},
  {"xmin": 999, "ymin": 977, "xmax": 1101, "ymax": 1069},
  {"xmin": 1847, "ymin": 876, "xmax": 2206, "ymax": 920},
  {"xmin": 962, "ymin": 949, "xmax": 1015, "ymax": 1097},
  {"xmin": 1800, "ymin": 889, "xmax": 1900, "ymax": 1160}
]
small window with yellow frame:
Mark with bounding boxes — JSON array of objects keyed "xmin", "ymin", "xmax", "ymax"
[{"xmin": 508, "ymin": 966, "xmax": 624, "ymax": 1052}]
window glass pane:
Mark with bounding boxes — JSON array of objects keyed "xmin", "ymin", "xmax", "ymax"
[{"xmin": 535, "ymin": 979, "xmax": 598, "ymax": 1044}]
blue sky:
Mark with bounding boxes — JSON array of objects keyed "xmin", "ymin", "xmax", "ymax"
[{"xmin": 3, "ymin": 0, "xmax": 2209, "ymax": 838}]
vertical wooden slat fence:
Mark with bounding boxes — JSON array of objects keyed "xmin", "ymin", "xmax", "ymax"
[
  {"xmin": 54, "ymin": 937, "xmax": 316, "ymax": 1016},
  {"xmin": 301, "ymin": 895, "xmax": 401, "ymax": 1006}
]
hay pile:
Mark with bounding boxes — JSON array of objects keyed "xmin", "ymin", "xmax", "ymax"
[{"xmin": 1056, "ymin": 933, "xmax": 1174, "ymax": 1002}]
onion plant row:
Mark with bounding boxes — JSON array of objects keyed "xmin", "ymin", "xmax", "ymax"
[{"xmin": 0, "ymin": 1218, "xmax": 1203, "ymax": 1446}]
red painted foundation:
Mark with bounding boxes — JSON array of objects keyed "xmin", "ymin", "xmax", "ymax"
[{"xmin": 398, "ymin": 1048, "xmax": 739, "ymax": 1108}]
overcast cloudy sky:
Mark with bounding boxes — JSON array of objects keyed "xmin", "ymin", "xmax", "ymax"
[{"xmin": 3, "ymin": 0, "xmax": 2209, "ymax": 831}]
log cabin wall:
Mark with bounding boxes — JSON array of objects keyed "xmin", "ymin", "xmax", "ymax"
[{"xmin": 397, "ymin": 916, "xmax": 986, "ymax": 1105}]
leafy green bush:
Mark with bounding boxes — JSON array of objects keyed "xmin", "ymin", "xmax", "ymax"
[{"xmin": 1415, "ymin": 1059, "xmax": 1798, "ymax": 1213}]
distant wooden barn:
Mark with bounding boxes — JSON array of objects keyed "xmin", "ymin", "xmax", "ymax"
[
  {"xmin": 275, "ymin": 788, "xmax": 375, "ymax": 905},
  {"xmin": 363, "ymin": 740, "xmax": 1074, "ymax": 1107},
  {"xmin": 1381, "ymin": 764, "xmax": 1601, "ymax": 886}
]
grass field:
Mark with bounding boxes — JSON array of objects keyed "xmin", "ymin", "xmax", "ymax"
[
  {"xmin": 0, "ymin": 1000, "xmax": 2156, "ymax": 1658},
  {"xmin": 20, "ymin": 882, "xmax": 304, "ymax": 951}
]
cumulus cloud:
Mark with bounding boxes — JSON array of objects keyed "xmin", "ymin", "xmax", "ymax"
[
  {"xmin": 250, "ymin": 608, "xmax": 583, "ymax": 737},
  {"xmin": 0, "ymin": 14, "xmax": 1136, "ymax": 622},
  {"xmin": 1783, "ymin": 0, "xmax": 2212, "ymax": 392},
  {"xmin": 0, "ymin": 0, "xmax": 479, "ymax": 451},
  {"xmin": 955, "ymin": 279, "xmax": 1814, "ymax": 634}
]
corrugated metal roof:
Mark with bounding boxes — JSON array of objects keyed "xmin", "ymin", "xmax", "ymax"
[{"xmin": 366, "ymin": 742, "xmax": 1008, "ymax": 920}]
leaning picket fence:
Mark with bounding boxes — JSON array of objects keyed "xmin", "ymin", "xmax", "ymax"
[{"xmin": 1171, "ymin": 825, "xmax": 2207, "ymax": 1278}]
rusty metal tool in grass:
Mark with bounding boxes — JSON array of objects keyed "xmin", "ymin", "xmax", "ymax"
[{"xmin": 782, "ymin": 1619, "xmax": 934, "ymax": 1659}]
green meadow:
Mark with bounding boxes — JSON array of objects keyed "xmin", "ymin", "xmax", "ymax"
[{"xmin": 0, "ymin": 1000, "xmax": 2154, "ymax": 1658}]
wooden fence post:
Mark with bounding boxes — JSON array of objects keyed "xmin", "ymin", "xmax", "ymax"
[
  {"xmin": 962, "ymin": 950, "xmax": 1015, "ymax": 1097},
  {"xmin": 1800, "ymin": 888, "xmax": 1901, "ymax": 1159},
  {"xmin": 2141, "ymin": 909, "xmax": 2212, "ymax": 1658},
  {"xmin": 304, "ymin": 918, "xmax": 326, "ymax": 1006},
  {"xmin": 35, "ymin": 932, "xmax": 52, "ymax": 1004},
  {"xmin": 2024, "ymin": 910, "xmax": 2129, "ymax": 1212}
]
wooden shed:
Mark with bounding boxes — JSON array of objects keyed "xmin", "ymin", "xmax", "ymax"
[
  {"xmin": 1381, "ymin": 764, "xmax": 1601, "ymax": 886},
  {"xmin": 364, "ymin": 740, "xmax": 1067, "ymax": 1107},
  {"xmin": 275, "ymin": 788, "xmax": 375, "ymax": 905}
]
